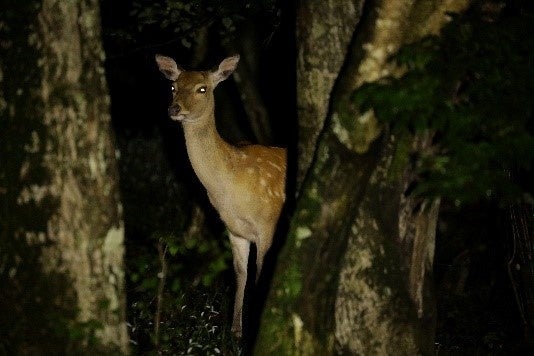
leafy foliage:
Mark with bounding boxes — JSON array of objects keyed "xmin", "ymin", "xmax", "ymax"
[
  {"xmin": 126, "ymin": 230, "xmax": 236, "ymax": 354},
  {"xmin": 129, "ymin": 284, "xmax": 240, "ymax": 355},
  {"xmin": 105, "ymin": 0, "xmax": 280, "ymax": 56},
  {"xmin": 354, "ymin": 1, "xmax": 534, "ymax": 205}
]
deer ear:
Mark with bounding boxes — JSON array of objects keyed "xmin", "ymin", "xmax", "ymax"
[
  {"xmin": 155, "ymin": 54, "xmax": 182, "ymax": 81},
  {"xmin": 212, "ymin": 55, "xmax": 240, "ymax": 86}
]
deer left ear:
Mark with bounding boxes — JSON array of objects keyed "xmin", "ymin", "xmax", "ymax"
[{"xmin": 212, "ymin": 55, "xmax": 240, "ymax": 86}]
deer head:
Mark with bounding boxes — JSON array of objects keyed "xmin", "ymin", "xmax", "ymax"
[{"xmin": 155, "ymin": 54, "xmax": 240, "ymax": 124}]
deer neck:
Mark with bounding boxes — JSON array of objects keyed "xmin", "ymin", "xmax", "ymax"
[{"xmin": 182, "ymin": 112, "xmax": 234, "ymax": 195}]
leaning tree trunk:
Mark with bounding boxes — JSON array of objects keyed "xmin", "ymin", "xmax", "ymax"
[
  {"xmin": 255, "ymin": 0, "xmax": 469, "ymax": 354},
  {"xmin": 295, "ymin": 0, "xmax": 364, "ymax": 189},
  {"xmin": 0, "ymin": 0, "xmax": 127, "ymax": 353}
]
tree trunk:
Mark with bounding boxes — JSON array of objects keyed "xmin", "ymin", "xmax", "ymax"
[
  {"xmin": 0, "ymin": 0, "xmax": 127, "ymax": 353},
  {"xmin": 255, "ymin": 0, "xmax": 469, "ymax": 354},
  {"xmin": 295, "ymin": 0, "xmax": 364, "ymax": 189},
  {"xmin": 508, "ymin": 201, "xmax": 534, "ymax": 342}
]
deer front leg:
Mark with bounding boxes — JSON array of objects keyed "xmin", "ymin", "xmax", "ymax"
[{"xmin": 229, "ymin": 233, "xmax": 250, "ymax": 338}]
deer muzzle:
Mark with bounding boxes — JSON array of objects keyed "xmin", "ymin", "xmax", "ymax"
[{"xmin": 168, "ymin": 104, "xmax": 181, "ymax": 117}]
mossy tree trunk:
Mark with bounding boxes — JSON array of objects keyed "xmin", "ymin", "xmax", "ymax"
[
  {"xmin": 255, "ymin": 0, "xmax": 470, "ymax": 354},
  {"xmin": 0, "ymin": 0, "xmax": 127, "ymax": 353}
]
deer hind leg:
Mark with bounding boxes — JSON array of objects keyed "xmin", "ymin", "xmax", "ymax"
[
  {"xmin": 255, "ymin": 230, "xmax": 274, "ymax": 283},
  {"xmin": 229, "ymin": 233, "xmax": 250, "ymax": 338}
]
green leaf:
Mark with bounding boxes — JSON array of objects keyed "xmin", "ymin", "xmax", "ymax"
[{"xmin": 169, "ymin": 244, "xmax": 180, "ymax": 256}]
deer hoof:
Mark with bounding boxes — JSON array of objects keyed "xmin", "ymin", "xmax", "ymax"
[{"xmin": 231, "ymin": 326, "xmax": 242, "ymax": 339}]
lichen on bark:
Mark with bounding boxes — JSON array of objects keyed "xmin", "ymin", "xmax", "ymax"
[
  {"xmin": 334, "ymin": 138, "xmax": 423, "ymax": 354},
  {"xmin": 296, "ymin": 0, "xmax": 365, "ymax": 188},
  {"xmin": 37, "ymin": 0, "xmax": 127, "ymax": 350},
  {"xmin": 335, "ymin": 208, "xmax": 419, "ymax": 355},
  {"xmin": 0, "ymin": 0, "xmax": 127, "ymax": 352}
]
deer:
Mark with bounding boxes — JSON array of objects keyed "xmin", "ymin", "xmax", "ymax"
[{"xmin": 155, "ymin": 54, "xmax": 286, "ymax": 338}]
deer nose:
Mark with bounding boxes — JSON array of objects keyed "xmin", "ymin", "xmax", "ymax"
[{"xmin": 168, "ymin": 104, "xmax": 181, "ymax": 117}]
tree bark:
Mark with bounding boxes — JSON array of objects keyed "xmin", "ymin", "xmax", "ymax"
[
  {"xmin": 255, "ymin": 0, "xmax": 469, "ymax": 354},
  {"xmin": 508, "ymin": 200, "xmax": 534, "ymax": 342},
  {"xmin": 295, "ymin": 0, "xmax": 364, "ymax": 189},
  {"xmin": 0, "ymin": 0, "xmax": 127, "ymax": 353}
]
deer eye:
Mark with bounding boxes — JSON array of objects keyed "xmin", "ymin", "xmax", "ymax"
[
  {"xmin": 197, "ymin": 86, "xmax": 207, "ymax": 94},
  {"xmin": 171, "ymin": 85, "xmax": 176, "ymax": 92}
]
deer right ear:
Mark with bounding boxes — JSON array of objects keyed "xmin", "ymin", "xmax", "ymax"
[{"xmin": 155, "ymin": 55, "xmax": 182, "ymax": 81}]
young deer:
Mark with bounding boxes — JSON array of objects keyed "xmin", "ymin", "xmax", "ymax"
[{"xmin": 155, "ymin": 54, "xmax": 286, "ymax": 338}]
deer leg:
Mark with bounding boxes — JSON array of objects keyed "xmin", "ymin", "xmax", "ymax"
[
  {"xmin": 255, "ymin": 242, "xmax": 267, "ymax": 284},
  {"xmin": 255, "ymin": 229, "xmax": 274, "ymax": 283},
  {"xmin": 229, "ymin": 233, "xmax": 250, "ymax": 338}
]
